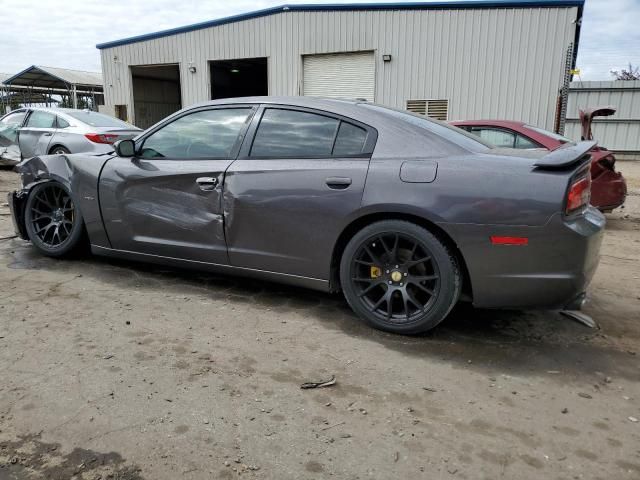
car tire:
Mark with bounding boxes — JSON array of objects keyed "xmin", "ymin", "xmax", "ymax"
[
  {"xmin": 24, "ymin": 182, "xmax": 86, "ymax": 258},
  {"xmin": 50, "ymin": 145, "xmax": 70, "ymax": 155},
  {"xmin": 340, "ymin": 220, "xmax": 461, "ymax": 334}
]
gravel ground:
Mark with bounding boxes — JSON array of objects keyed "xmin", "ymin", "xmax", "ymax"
[{"xmin": 0, "ymin": 163, "xmax": 639, "ymax": 480}]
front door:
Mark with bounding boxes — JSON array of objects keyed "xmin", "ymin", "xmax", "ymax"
[
  {"xmin": 0, "ymin": 110, "xmax": 27, "ymax": 163},
  {"xmin": 99, "ymin": 105, "xmax": 256, "ymax": 265},
  {"xmin": 19, "ymin": 110, "xmax": 57, "ymax": 158},
  {"xmin": 224, "ymin": 106, "xmax": 375, "ymax": 280}
]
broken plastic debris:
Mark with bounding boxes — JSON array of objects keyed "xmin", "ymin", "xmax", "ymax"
[
  {"xmin": 300, "ymin": 376, "xmax": 336, "ymax": 389},
  {"xmin": 560, "ymin": 310, "xmax": 599, "ymax": 329}
]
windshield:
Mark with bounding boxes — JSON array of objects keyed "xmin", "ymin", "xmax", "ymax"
[
  {"xmin": 65, "ymin": 111, "xmax": 137, "ymax": 129},
  {"xmin": 525, "ymin": 125, "xmax": 573, "ymax": 144},
  {"xmin": 360, "ymin": 103, "xmax": 493, "ymax": 152}
]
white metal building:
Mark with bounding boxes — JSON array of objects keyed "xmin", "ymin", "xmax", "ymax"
[
  {"xmin": 565, "ymin": 80, "xmax": 640, "ymax": 159},
  {"xmin": 97, "ymin": 1, "xmax": 584, "ymax": 129}
]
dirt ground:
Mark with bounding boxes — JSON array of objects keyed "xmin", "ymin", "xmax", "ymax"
[{"xmin": 0, "ymin": 162, "xmax": 639, "ymax": 480}]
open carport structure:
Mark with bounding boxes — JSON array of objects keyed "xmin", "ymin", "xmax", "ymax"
[{"xmin": 1, "ymin": 65, "xmax": 103, "ymax": 113}]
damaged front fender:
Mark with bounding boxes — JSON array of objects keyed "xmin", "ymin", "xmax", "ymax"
[
  {"xmin": 7, "ymin": 189, "xmax": 29, "ymax": 239},
  {"xmin": 11, "ymin": 153, "xmax": 115, "ymax": 247}
]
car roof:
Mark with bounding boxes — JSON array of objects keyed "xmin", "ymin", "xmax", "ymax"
[{"xmin": 192, "ymin": 96, "xmax": 368, "ymax": 119}]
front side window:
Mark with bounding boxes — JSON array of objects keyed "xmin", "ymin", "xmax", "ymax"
[
  {"xmin": 1, "ymin": 111, "xmax": 26, "ymax": 126},
  {"xmin": 140, "ymin": 108, "xmax": 251, "ymax": 159},
  {"xmin": 251, "ymin": 109, "xmax": 339, "ymax": 157},
  {"xmin": 26, "ymin": 111, "xmax": 56, "ymax": 128},
  {"xmin": 471, "ymin": 128, "xmax": 516, "ymax": 148}
]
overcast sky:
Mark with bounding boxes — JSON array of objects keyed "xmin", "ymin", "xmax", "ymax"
[{"xmin": 0, "ymin": 0, "xmax": 637, "ymax": 80}]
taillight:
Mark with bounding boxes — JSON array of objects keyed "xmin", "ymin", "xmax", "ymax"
[
  {"xmin": 85, "ymin": 133, "xmax": 119, "ymax": 144},
  {"xmin": 566, "ymin": 174, "xmax": 591, "ymax": 215}
]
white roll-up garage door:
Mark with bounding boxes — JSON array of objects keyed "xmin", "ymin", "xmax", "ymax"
[{"xmin": 303, "ymin": 51, "xmax": 375, "ymax": 101}]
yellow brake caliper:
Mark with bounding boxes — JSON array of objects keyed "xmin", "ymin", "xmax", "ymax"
[{"xmin": 370, "ymin": 266, "xmax": 382, "ymax": 279}]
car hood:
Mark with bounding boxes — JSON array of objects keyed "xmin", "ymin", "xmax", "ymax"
[
  {"xmin": 15, "ymin": 152, "xmax": 115, "ymax": 189},
  {"xmin": 579, "ymin": 106, "xmax": 616, "ymax": 141}
]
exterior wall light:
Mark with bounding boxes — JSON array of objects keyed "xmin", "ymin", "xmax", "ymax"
[
  {"xmin": 383, "ymin": 54, "xmax": 392, "ymax": 62},
  {"xmin": 188, "ymin": 65, "xmax": 197, "ymax": 73}
]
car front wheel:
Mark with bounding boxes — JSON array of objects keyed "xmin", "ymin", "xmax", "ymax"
[
  {"xmin": 24, "ymin": 182, "xmax": 86, "ymax": 257},
  {"xmin": 340, "ymin": 220, "xmax": 461, "ymax": 334}
]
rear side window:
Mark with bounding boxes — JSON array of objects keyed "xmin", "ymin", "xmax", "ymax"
[
  {"xmin": 333, "ymin": 122, "xmax": 367, "ymax": 155},
  {"xmin": 250, "ymin": 108, "xmax": 369, "ymax": 157},
  {"xmin": 251, "ymin": 109, "xmax": 338, "ymax": 157},
  {"xmin": 26, "ymin": 111, "xmax": 56, "ymax": 128},
  {"xmin": 514, "ymin": 134, "xmax": 539, "ymax": 149},
  {"xmin": 56, "ymin": 116, "xmax": 70, "ymax": 128}
]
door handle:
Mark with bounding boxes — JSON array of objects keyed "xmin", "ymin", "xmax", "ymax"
[
  {"xmin": 196, "ymin": 177, "xmax": 218, "ymax": 191},
  {"xmin": 325, "ymin": 177, "xmax": 352, "ymax": 189},
  {"xmin": 43, "ymin": 132, "xmax": 52, "ymax": 136}
]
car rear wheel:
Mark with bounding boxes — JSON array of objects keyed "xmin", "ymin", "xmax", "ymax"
[
  {"xmin": 24, "ymin": 182, "xmax": 85, "ymax": 257},
  {"xmin": 340, "ymin": 220, "xmax": 461, "ymax": 334},
  {"xmin": 50, "ymin": 145, "xmax": 70, "ymax": 155}
]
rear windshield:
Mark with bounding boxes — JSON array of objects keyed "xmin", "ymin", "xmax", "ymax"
[
  {"xmin": 359, "ymin": 103, "xmax": 493, "ymax": 152},
  {"xmin": 525, "ymin": 125, "xmax": 573, "ymax": 144},
  {"xmin": 66, "ymin": 111, "xmax": 136, "ymax": 129}
]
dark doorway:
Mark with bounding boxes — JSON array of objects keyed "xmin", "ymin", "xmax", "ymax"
[
  {"xmin": 210, "ymin": 58, "xmax": 268, "ymax": 100},
  {"xmin": 131, "ymin": 64, "xmax": 181, "ymax": 129}
]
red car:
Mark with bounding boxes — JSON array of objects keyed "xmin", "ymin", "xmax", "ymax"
[{"xmin": 451, "ymin": 108, "xmax": 627, "ymax": 212}]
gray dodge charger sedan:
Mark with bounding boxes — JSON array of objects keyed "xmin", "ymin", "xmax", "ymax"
[{"xmin": 8, "ymin": 97, "xmax": 604, "ymax": 334}]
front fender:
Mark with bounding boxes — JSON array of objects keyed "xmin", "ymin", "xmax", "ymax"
[
  {"xmin": 8, "ymin": 179, "xmax": 63, "ymax": 240},
  {"xmin": 14, "ymin": 153, "xmax": 113, "ymax": 248}
]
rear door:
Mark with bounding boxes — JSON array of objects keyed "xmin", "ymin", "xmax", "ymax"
[
  {"xmin": 99, "ymin": 105, "xmax": 256, "ymax": 265},
  {"xmin": 224, "ymin": 106, "xmax": 376, "ymax": 280},
  {"xmin": 19, "ymin": 110, "xmax": 57, "ymax": 158}
]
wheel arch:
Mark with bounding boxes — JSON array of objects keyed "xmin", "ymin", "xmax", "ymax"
[
  {"xmin": 48, "ymin": 144, "xmax": 69, "ymax": 154},
  {"xmin": 329, "ymin": 211, "xmax": 473, "ymax": 301},
  {"xmin": 14, "ymin": 177, "xmax": 84, "ymax": 237}
]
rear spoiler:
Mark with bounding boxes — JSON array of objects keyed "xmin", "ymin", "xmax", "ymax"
[{"xmin": 534, "ymin": 140, "xmax": 596, "ymax": 169}]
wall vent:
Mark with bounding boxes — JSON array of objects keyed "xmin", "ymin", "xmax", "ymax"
[{"xmin": 406, "ymin": 99, "xmax": 448, "ymax": 121}]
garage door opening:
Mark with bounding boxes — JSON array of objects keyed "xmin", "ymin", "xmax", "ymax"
[
  {"xmin": 210, "ymin": 58, "xmax": 268, "ymax": 100},
  {"xmin": 131, "ymin": 64, "xmax": 181, "ymax": 129}
]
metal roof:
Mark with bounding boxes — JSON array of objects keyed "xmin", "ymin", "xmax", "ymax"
[
  {"xmin": 3, "ymin": 65, "xmax": 103, "ymax": 89},
  {"xmin": 96, "ymin": 0, "xmax": 585, "ymax": 49}
]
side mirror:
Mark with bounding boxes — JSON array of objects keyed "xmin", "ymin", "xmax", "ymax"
[{"xmin": 114, "ymin": 139, "xmax": 135, "ymax": 157}]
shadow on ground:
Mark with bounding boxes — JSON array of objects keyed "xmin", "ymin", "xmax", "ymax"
[
  {"xmin": 4, "ymin": 239, "xmax": 639, "ymax": 382},
  {"xmin": 0, "ymin": 433, "xmax": 143, "ymax": 479}
]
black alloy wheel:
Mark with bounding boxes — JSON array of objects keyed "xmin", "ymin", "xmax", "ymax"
[
  {"xmin": 340, "ymin": 220, "xmax": 461, "ymax": 334},
  {"xmin": 24, "ymin": 182, "xmax": 85, "ymax": 257}
]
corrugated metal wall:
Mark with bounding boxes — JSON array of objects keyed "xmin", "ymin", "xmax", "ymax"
[
  {"xmin": 100, "ymin": 6, "xmax": 578, "ymax": 130},
  {"xmin": 565, "ymin": 81, "xmax": 640, "ymax": 155}
]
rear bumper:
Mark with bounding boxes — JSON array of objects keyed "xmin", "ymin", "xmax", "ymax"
[
  {"xmin": 7, "ymin": 190, "xmax": 29, "ymax": 240},
  {"xmin": 450, "ymin": 207, "xmax": 605, "ymax": 310}
]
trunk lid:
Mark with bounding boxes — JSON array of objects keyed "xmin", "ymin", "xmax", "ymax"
[{"xmin": 579, "ymin": 106, "xmax": 616, "ymax": 141}]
